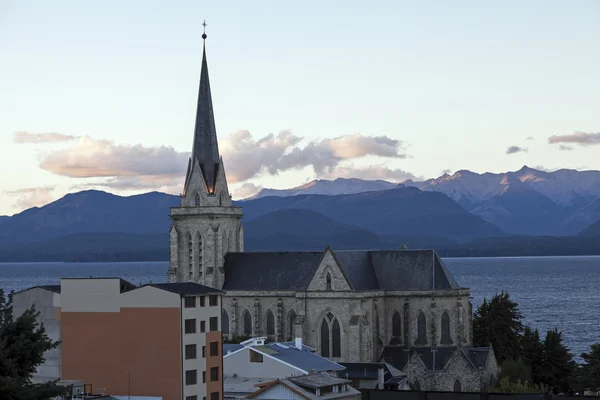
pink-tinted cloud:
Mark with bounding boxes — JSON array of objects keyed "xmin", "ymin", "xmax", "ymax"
[
  {"xmin": 13, "ymin": 131, "xmax": 77, "ymax": 143},
  {"xmin": 5, "ymin": 186, "xmax": 56, "ymax": 210},
  {"xmin": 548, "ymin": 131, "xmax": 600, "ymax": 146}
]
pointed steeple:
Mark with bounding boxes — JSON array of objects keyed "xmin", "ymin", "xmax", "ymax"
[{"xmin": 189, "ymin": 22, "xmax": 220, "ymax": 193}]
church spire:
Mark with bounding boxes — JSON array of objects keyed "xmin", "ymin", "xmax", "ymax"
[{"xmin": 189, "ymin": 20, "xmax": 220, "ymax": 193}]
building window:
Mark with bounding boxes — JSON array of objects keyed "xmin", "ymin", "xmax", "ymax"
[
  {"xmin": 200, "ymin": 320, "xmax": 206, "ymax": 332},
  {"xmin": 210, "ymin": 392, "xmax": 219, "ymax": 400},
  {"xmin": 186, "ymin": 396, "xmax": 198, "ymax": 400},
  {"xmin": 202, "ymin": 370, "xmax": 206, "ymax": 383},
  {"xmin": 326, "ymin": 273, "xmax": 332, "ymax": 290},
  {"xmin": 209, "ymin": 316, "xmax": 218, "ymax": 331},
  {"xmin": 202, "ymin": 345, "xmax": 205, "ymax": 358},
  {"xmin": 185, "ymin": 344, "xmax": 197, "ymax": 359},
  {"xmin": 210, "ymin": 341, "xmax": 219, "ymax": 357},
  {"xmin": 184, "ymin": 296, "xmax": 196, "ymax": 308},
  {"xmin": 243, "ymin": 309, "xmax": 252, "ymax": 336},
  {"xmin": 210, "ymin": 366, "xmax": 219, "ymax": 382},
  {"xmin": 392, "ymin": 311, "xmax": 402, "ymax": 337},
  {"xmin": 441, "ymin": 311, "xmax": 452, "ymax": 344},
  {"xmin": 194, "ymin": 193, "xmax": 201, "ymax": 207},
  {"xmin": 320, "ymin": 312, "xmax": 341, "ymax": 358},
  {"xmin": 200, "ymin": 296, "xmax": 205, "ymax": 307},
  {"xmin": 454, "ymin": 379, "xmax": 462, "ymax": 392},
  {"xmin": 185, "ymin": 319, "xmax": 196, "ymax": 334},
  {"xmin": 413, "ymin": 379, "xmax": 421, "ymax": 391},
  {"xmin": 209, "ymin": 295, "xmax": 218, "ymax": 306},
  {"xmin": 266, "ymin": 310, "xmax": 275, "ymax": 336},
  {"xmin": 416, "ymin": 312, "xmax": 427, "ymax": 345},
  {"xmin": 249, "ymin": 349, "xmax": 263, "ymax": 363},
  {"xmin": 222, "ymin": 310, "xmax": 230, "ymax": 335},
  {"xmin": 287, "ymin": 310, "xmax": 297, "ymax": 341},
  {"xmin": 185, "ymin": 370, "xmax": 197, "ymax": 385}
]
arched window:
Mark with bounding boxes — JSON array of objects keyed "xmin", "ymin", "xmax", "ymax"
[
  {"xmin": 197, "ymin": 233, "xmax": 203, "ymax": 276},
  {"xmin": 222, "ymin": 310, "xmax": 230, "ymax": 335},
  {"xmin": 266, "ymin": 310, "xmax": 275, "ymax": 336},
  {"xmin": 441, "ymin": 311, "xmax": 452, "ymax": 344},
  {"xmin": 288, "ymin": 310, "xmax": 297, "ymax": 341},
  {"xmin": 320, "ymin": 319, "xmax": 330, "ymax": 357},
  {"xmin": 453, "ymin": 379, "xmax": 462, "ymax": 392},
  {"xmin": 392, "ymin": 311, "xmax": 402, "ymax": 337},
  {"xmin": 187, "ymin": 233, "xmax": 193, "ymax": 281},
  {"xmin": 243, "ymin": 310, "xmax": 252, "ymax": 336},
  {"xmin": 326, "ymin": 273, "xmax": 332, "ymax": 290},
  {"xmin": 194, "ymin": 193, "xmax": 200, "ymax": 206},
  {"xmin": 416, "ymin": 311, "xmax": 427, "ymax": 345},
  {"xmin": 332, "ymin": 318, "xmax": 341, "ymax": 357},
  {"xmin": 320, "ymin": 312, "xmax": 341, "ymax": 358},
  {"xmin": 413, "ymin": 379, "xmax": 421, "ymax": 391}
]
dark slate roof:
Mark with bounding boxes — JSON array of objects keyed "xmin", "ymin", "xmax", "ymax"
[
  {"xmin": 259, "ymin": 343, "xmax": 345, "ymax": 373},
  {"xmin": 223, "ymin": 248, "xmax": 461, "ymax": 292},
  {"xmin": 187, "ymin": 40, "xmax": 220, "ymax": 191},
  {"xmin": 223, "ymin": 252, "xmax": 323, "ymax": 291},
  {"xmin": 338, "ymin": 362, "xmax": 385, "ymax": 379},
  {"xmin": 150, "ymin": 282, "xmax": 224, "ymax": 296},
  {"xmin": 290, "ymin": 374, "xmax": 351, "ymax": 389},
  {"xmin": 39, "ymin": 285, "xmax": 61, "ymax": 293},
  {"xmin": 464, "ymin": 347, "xmax": 491, "ymax": 369},
  {"xmin": 382, "ymin": 346, "xmax": 490, "ymax": 372}
]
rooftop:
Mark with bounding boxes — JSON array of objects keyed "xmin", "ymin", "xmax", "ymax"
[
  {"xmin": 148, "ymin": 282, "xmax": 224, "ymax": 296},
  {"xmin": 290, "ymin": 374, "xmax": 352, "ymax": 389}
]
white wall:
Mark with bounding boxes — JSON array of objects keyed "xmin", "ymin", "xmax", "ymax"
[
  {"xmin": 60, "ymin": 278, "xmax": 122, "ymax": 312},
  {"xmin": 224, "ymin": 348, "xmax": 302, "ymax": 378}
]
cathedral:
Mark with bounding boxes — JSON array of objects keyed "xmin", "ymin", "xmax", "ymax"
[{"xmin": 167, "ymin": 34, "xmax": 498, "ymax": 392}]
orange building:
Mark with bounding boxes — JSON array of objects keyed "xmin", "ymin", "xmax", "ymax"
[{"xmin": 56, "ymin": 278, "xmax": 224, "ymax": 400}]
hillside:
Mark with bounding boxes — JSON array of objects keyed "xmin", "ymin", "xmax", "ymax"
[
  {"xmin": 578, "ymin": 219, "xmax": 600, "ymax": 237},
  {"xmin": 249, "ymin": 178, "xmax": 397, "ymax": 199}
]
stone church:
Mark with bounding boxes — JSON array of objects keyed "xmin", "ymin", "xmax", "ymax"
[{"xmin": 167, "ymin": 34, "xmax": 498, "ymax": 392}]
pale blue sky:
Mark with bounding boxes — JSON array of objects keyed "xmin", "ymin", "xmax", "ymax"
[{"xmin": 1, "ymin": 0, "xmax": 599, "ymax": 215}]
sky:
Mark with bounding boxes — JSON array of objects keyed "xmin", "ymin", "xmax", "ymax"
[{"xmin": 1, "ymin": 0, "xmax": 599, "ymax": 216}]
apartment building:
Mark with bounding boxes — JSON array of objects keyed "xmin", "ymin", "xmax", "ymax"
[{"xmin": 13, "ymin": 278, "xmax": 224, "ymax": 400}]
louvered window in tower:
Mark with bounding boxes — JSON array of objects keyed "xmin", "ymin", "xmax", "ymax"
[
  {"xmin": 222, "ymin": 310, "xmax": 229, "ymax": 336},
  {"xmin": 416, "ymin": 312, "xmax": 427, "ymax": 345},
  {"xmin": 243, "ymin": 310, "xmax": 252, "ymax": 336},
  {"xmin": 441, "ymin": 311, "xmax": 452, "ymax": 344},
  {"xmin": 326, "ymin": 273, "xmax": 332, "ymax": 290},
  {"xmin": 187, "ymin": 233, "xmax": 193, "ymax": 281},
  {"xmin": 197, "ymin": 234, "xmax": 203, "ymax": 277},
  {"xmin": 287, "ymin": 310, "xmax": 296, "ymax": 341},
  {"xmin": 194, "ymin": 193, "xmax": 200, "ymax": 206},
  {"xmin": 392, "ymin": 311, "xmax": 402, "ymax": 337}
]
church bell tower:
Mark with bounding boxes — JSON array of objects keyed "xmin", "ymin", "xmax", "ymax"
[{"xmin": 168, "ymin": 24, "xmax": 244, "ymax": 289}]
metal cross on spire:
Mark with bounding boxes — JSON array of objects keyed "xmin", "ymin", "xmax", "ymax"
[{"xmin": 202, "ymin": 20, "xmax": 207, "ymax": 40}]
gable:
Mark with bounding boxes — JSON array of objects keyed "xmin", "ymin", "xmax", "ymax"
[
  {"xmin": 252, "ymin": 382, "xmax": 307, "ymax": 400},
  {"xmin": 223, "ymin": 348, "xmax": 303, "ymax": 378},
  {"xmin": 306, "ymin": 248, "xmax": 352, "ymax": 291}
]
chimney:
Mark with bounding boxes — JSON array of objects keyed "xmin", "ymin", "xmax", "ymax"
[
  {"xmin": 378, "ymin": 365, "xmax": 385, "ymax": 389},
  {"xmin": 295, "ymin": 337, "xmax": 303, "ymax": 351}
]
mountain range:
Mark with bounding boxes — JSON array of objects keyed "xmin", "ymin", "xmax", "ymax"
[
  {"xmin": 251, "ymin": 166, "xmax": 600, "ymax": 236},
  {"xmin": 1, "ymin": 166, "xmax": 600, "ymax": 261}
]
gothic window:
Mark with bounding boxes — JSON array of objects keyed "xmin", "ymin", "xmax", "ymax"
[
  {"xmin": 187, "ymin": 233, "xmax": 193, "ymax": 281},
  {"xmin": 194, "ymin": 193, "xmax": 201, "ymax": 207},
  {"xmin": 441, "ymin": 311, "xmax": 452, "ymax": 344},
  {"xmin": 416, "ymin": 311, "xmax": 427, "ymax": 345},
  {"xmin": 320, "ymin": 312, "xmax": 341, "ymax": 358},
  {"xmin": 326, "ymin": 273, "xmax": 332, "ymax": 290},
  {"xmin": 222, "ymin": 310, "xmax": 229, "ymax": 335},
  {"xmin": 197, "ymin": 233, "xmax": 203, "ymax": 276},
  {"xmin": 243, "ymin": 310, "xmax": 252, "ymax": 336},
  {"xmin": 320, "ymin": 319, "xmax": 330, "ymax": 357},
  {"xmin": 453, "ymin": 379, "xmax": 462, "ymax": 392},
  {"xmin": 392, "ymin": 311, "xmax": 402, "ymax": 337},
  {"xmin": 413, "ymin": 379, "xmax": 421, "ymax": 391},
  {"xmin": 288, "ymin": 310, "xmax": 297, "ymax": 341},
  {"xmin": 266, "ymin": 310, "xmax": 275, "ymax": 336}
]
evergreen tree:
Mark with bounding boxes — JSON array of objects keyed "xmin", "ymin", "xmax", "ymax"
[
  {"xmin": 0, "ymin": 289, "xmax": 66, "ymax": 400},
  {"xmin": 538, "ymin": 328, "xmax": 575, "ymax": 394},
  {"xmin": 490, "ymin": 376, "xmax": 549, "ymax": 394},
  {"xmin": 578, "ymin": 343, "xmax": 600, "ymax": 394},
  {"xmin": 473, "ymin": 291, "xmax": 524, "ymax": 363},
  {"xmin": 520, "ymin": 326, "xmax": 544, "ymax": 383}
]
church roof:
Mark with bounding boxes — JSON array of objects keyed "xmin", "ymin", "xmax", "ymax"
[
  {"xmin": 186, "ymin": 34, "xmax": 220, "ymax": 193},
  {"xmin": 381, "ymin": 345, "xmax": 492, "ymax": 371},
  {"xmin": 222, "ymin": 248, "xmax": 460, "ymax": 291}
]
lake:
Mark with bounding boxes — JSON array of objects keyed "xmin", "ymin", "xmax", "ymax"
[{"xmin": 1, "ymin": 256, "xmax": 598, "ymax": 360}]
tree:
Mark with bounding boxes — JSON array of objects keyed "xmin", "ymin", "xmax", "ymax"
[
  {"xmin": 537, "ymin": 329, "xmax": 575, "ymax": 394},
  {"xmin": 490, "ymin": 376, "xmax": 549, "ymax": 394},
  {"xmin": 520, "ymin": 326, "xmax": 544, "ymax": 383},
  {"xmin": 224, "ymin": 334, "xmax": 251, "ymax": 344},
  {"xmin": 0, "ymin": 289, "xmax": 66, "ymax": 400},
  {"xmin": 576, "ymin": 343, "xmax": 600, "ymax": 394},
  {"xmin": 498, "ymin": 358, "xmax": 532, "ymax": 384},
  {"xmin": 473, "ymin": 291, "xmax": 524, "ymax": 363}
]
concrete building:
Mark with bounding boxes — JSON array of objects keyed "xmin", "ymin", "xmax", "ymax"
[
  {"xmin": 166, "ymin": 31, "xmax": 498, "ymax": 392},
  {"xmin": 13, "ymin": 279, "xmax": 224, "ymax": 400}
]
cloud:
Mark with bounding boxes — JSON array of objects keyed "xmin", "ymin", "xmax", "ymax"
[
  {"xmin": 506, "ymin": 146, "xmax": 528, "ymax": 155},
  {"xmin": 220, "ymin": 130, "xmax": 408, "ymax": 183},
  {"xmin": 232, "ymin": 183, "xmax": 263, "ymax": 199},
  {"xmin": 13, "ymin": 131, "xmax": 77, "ymax": 143},
  {"xmin": 548, "ymin": 131, "xmax": 600, "ymax": 146},
  {"xmin": 558, "ymin": 145, "xmax": 573, "ymax": 151},
  {"xmin": 526, "ymin": 136, "xmax": 534, "ymax": 140},
  {"xmin": 5, "ymin": 186, "xmax": 56, "ymax": 210},
  {"xmin": 322, "ymin": 165, "xmax": 421, "ymax": 182}
]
